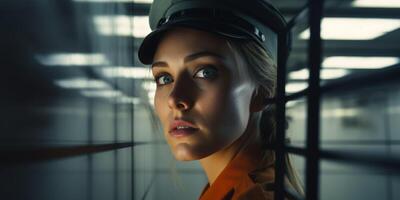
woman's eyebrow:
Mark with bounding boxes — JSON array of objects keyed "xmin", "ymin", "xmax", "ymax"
[
  {"xmin": 151, "ymin": 61, "xmax": 168, "ymax": 68},
  {"xmin": 184, "ymin": 51, "xmax": 225, "ymax": 63},
  {"xmin": 151, "ymin": 51, "xmax": 225, "ymax": 68}
]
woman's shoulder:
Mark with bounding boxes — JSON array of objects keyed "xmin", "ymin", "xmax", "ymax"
[
  {"xmin": 236, "ymin": 181, "xmax": 274, "ymax": 200},
  {"xmin": 235, "ymin": 165, "xmax": 295, "ymax": 200},
  {"xmin": 236, "ymin": 180, "xmax": 294, "ymax": 200},
  {"xmin": 232, "ymin": 163, "xmax": 274, "ymax": 200}
]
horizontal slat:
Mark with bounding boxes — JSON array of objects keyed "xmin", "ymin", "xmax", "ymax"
[
  {"xmin": 286, "ymin": 89, "xmax": 308, "ymax": 101},
  {"xmin": 321, "ymin": 65, "xmax": 400, "ymax": 95},
  {"xmin": 263, "ymin": 89, "xmax": 308, "ymax": 105},
  {"xmin": 268, "ymin": 65, "xmax": 400, "ymax": 104},
  {"xmin": 282, "ymin": 7, "xmax": 400, "ymax": 19},
  {"xmin": 291, "ymin": 139, "xmax": 400, "ymax": 145},
  {"xmin": 0, "ymin": 141, "xmax": 153, "ymax": 165},
  {"xmin": 319, "ymin": 149, "xmax": 400, "ymax": 172},
  {"xmin": 285, "ymin": 145, "xmax": 400, "ymax": 173},
  {"xmin": 324, "ymin": 7, "xmax": 400, "ymax": 19},
  {"xmin": 286, "ymin": 146, "xmax": 307, "ymax": 156}
]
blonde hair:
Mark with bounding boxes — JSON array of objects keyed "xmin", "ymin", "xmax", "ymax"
[{"xmin": 227, "ymin": 39, "xmax": 305, "ymax": 197}]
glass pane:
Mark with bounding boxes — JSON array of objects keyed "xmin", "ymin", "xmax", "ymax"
[
  {"xmin": 286, "ymin": 98, "xmax": 307, "ymax": 148},
  {"xmin": 134, "ymin": 144, "xmax": 156, "ymax": 200},
  {"xmin": 320, "ymin": 159, "xmax": 397, "ymax": 200},
  {"xmin": 320, "ymin": 82, "xmax": 399, "ymax": 154},
  {"xmin": 133, "ymin": 103, "xmax": 162, "ymax": 143},
  {"xmin": 0, "ymin": 1, "xmax": 138, "ymax": 200},
  {"xmin": 320, "ymin": 86, "xmax": 387, "ymax": 144},
  {"xmin": 0, "ymin": 148, "xmax": 134, "ymax": 200}
]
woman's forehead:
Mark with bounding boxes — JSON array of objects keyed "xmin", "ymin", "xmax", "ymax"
[
  {"xmin": 152, "ymin": 27, "xmax": 254, "ymax": 86},
  {"xmin": 153, "ymin": 27, "xmax": 234, "ymax": 62}
]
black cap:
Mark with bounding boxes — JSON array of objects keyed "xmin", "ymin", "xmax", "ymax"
[{"xmin": 138, "ymin": 0, "xmax": 287, "ymax": 65}]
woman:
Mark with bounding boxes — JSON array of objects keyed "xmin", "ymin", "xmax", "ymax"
[{"xmin": 138, "ymin": 0, "xmax": 304, "ymax": 199}]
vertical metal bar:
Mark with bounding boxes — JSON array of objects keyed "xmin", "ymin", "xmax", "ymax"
[
  {"xmin": 114, "ymin": 32, "xmax": 119, "ymax": 198},
  {"xmin": 88, "ymin": 99, "xmax": 93, "ymax": 200},
  {"xmin": 131, "ymin": 85, "xmax": 135, "ymax": 200},
  {"xmin": 114, "ymin": 148, "xmax": 119, "ymax": 200},
  {"xmin": 114, "ymin": 67, "xmax": 119, "ymax": 200},
  {"xmin": 274, "ymin": 30, "xmax": 289, "ymax": 200},
  {"xmin": 131, "ymin": 2, "xmax": 136, "ymax": 198},
  {"xmin": 383, "ymin": 93, "xmax": 393, "ymax": 200},
  {"xmin": 305, "ymin": 0, "xmax": 323, "ymax": 200},
  {"xmin": 131, "ymin": 6, "xmax": 136, "ymax": 196},
  {"xmin": 113, "ymin": 3, "xmax": 120, "ymax": 199}
]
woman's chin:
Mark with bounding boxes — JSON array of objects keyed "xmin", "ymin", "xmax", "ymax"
[
  {"xmin": 172, "ymin": 143, "xmax": 204, "ymax": 161},
  {"xmin": 174, "ymin": 155, "xmax": 196, "ymax": 161}
]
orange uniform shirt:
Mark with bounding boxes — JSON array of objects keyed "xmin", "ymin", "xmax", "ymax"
[{"xmin": 198, "ymin": 143, "xmax": 277, "ymax": 200}]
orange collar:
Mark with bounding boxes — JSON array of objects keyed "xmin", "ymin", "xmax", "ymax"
[{"xmin": 199, "ymin": 143, "xmax": 274, "ymax": 200}]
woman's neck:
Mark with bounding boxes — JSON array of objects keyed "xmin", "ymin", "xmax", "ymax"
[{"xmin": 199, "ymin": 116, "xmax": 260, "ymax": 185}]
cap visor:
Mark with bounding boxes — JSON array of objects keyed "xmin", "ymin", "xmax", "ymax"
[{"xmin": 138, "ymin": 19, "xmax": 254, "ymax": 65}]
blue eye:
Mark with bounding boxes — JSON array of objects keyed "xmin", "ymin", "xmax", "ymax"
[
  {"xmin": 155, "ymin": 74, "xmax": 173, "ymax": 85},
  {"xmin": 195, "ymin": 66, "xmax": 218, "ymax": 79}
]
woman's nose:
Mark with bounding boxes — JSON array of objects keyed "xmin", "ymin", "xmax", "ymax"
[{"xmin": 167, "ymin": 74, "xmax": 194, "ymax": 111}]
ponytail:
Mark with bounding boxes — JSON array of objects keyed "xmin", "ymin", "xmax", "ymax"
[{"xmin": 259, "ymin": 107, "xmax": 305, "ymax": 197}]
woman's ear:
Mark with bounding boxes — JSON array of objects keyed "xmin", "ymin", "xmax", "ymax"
[{"xmin": 250, "ymin": 86, "xmax": 268, "ymax": 113}]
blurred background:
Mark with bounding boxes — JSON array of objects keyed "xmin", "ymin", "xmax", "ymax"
[{"xmin": 0, "ymin": 0, "xmax": 399, "ymax": 199}]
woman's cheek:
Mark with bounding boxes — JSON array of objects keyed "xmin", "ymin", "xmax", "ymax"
[
  {"xmin": 200, "ymin": 86, "xmax": 240, "ymax": 132},
  {"xmin": 208, "ymin": 82, "xmax": 253, "ymax": 140},
  {"xmin": 200, "ymin": 85, "xmax": 227, "ymax": 114},
  {"xmin": 232, "ymin": 82, "xmax": 254, "ymax": 127}
]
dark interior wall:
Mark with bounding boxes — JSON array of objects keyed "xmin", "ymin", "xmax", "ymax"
[{"xmin": 0, "ymin": 1, "xmax": 141, "ymax": 200}]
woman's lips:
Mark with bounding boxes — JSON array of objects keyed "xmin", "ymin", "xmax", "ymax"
[
  {"xmin": 170, "ymin": 127, "xmax": 199, "ymax": 137},
  {"xmin": 169, "ymin": 120, "xmax": 199, "ymax": 138}
]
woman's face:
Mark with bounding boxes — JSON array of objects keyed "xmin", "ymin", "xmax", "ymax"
[{"xmin": 152, "ymin": 28, "xmax": 257, "ymax": 161}]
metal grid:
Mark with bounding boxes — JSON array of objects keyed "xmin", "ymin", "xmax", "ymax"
[{"xmin": 274, "ymin": 1, "xmax": 400, "ymax": 200}]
